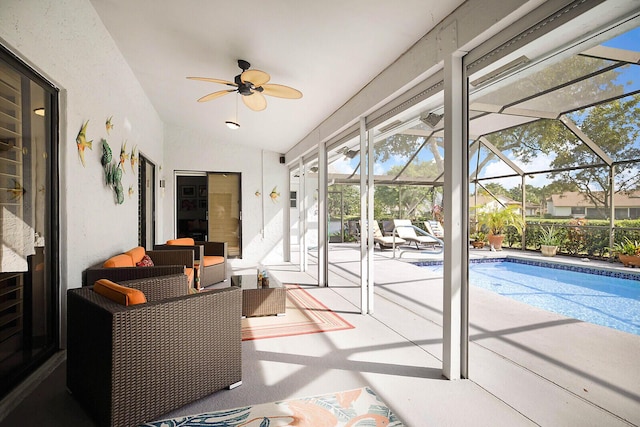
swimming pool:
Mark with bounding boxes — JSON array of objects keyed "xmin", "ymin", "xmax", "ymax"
[{"xmin": 417, "ymin": 258, "xmax": 640, "ymax": 336}]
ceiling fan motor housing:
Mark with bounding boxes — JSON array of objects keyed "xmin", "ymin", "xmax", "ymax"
[{"xmin": 234, "ymin": 73, "xmax": 259, "ymax": 96}]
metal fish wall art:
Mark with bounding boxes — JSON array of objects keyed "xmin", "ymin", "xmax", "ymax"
[{"xmin": 75, "ymin": 120, "xmax": 92, "ymax": 167}]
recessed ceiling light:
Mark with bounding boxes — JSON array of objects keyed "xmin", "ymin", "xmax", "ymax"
[{"xmin": 225, "ymin": 121, "xmax": 240, "ymax": 130}]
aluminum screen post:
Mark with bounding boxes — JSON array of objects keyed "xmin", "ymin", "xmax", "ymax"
[
  {"xmin": 298, "ymin": 157, "xmax": 307, "ymax": 272},
  {"xmin": 359, "ymin": 117, "xmax": 374, "ymax": 314},
  {"xmin": 443, "ymin": 45, "xmax": 468, "ymax": 380},
  {"xmin": 318, "ymin": 142, "xmax": 328, "ymax": 287},
  {"xmin": 522, "ymin": 175, "xmax": 527, "ymax": 250}
]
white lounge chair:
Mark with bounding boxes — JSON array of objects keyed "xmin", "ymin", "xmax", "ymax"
[
  {"xmin": 424, "ymin": 220, "xmax": 444, "ymax": 239},
  {"xmin": 373, "ymin": 221, "xmax": 406, "ymax": 249},
  {"xmin": 359, "ymin": 220, "xmax": 406, "ymax": 249},
  {"xmin": 393, "ymin": 219, "xmax": 443, "ymax": 250}
]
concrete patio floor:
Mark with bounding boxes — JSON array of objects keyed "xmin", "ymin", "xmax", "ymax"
[
  {"xmin": 1, "ymin": 243, "xmax": 638, "ymax": 426},
  {"xmin": 260, "ymin": 243, "xmax": 640, "ymax": 426}
]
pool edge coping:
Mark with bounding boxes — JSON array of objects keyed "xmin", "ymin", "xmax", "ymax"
[{"xmin": 412, "ymin": 255, "xmax": 640, "ymax": 281}]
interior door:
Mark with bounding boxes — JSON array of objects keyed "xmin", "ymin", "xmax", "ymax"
[{"xmin": 207, "ymin": 172, "xmax": 241, "ymax": 257}]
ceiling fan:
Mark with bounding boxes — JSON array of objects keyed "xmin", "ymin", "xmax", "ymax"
[{"xmin": 187, "ymin": 59, "xmax": 302, "ymax": 112}]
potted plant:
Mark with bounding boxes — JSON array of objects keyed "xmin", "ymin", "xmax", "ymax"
[
  {"xmin": 609, "ymin": 237, "xmax": 640, "ymax": 267},
  {"xmin": 538, "ymin": 225, "xmax": 562, "ymax": 257},
  {"xmin": 477, "ymin": 205, "xmax": 524, "ymax": 251},
  {"xmin": 470, "ymin": 231, "xmax": 486, "ymax": 249}
]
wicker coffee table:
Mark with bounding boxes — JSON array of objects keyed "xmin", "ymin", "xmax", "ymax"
[{"xmin": 232, "ymin": 274, "xmax": 286, "ymax": 317}]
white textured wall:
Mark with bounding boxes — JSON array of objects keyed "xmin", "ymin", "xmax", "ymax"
[
  {"xmin": 0, "ymin": 0, "xmax": 164, "ymax": 295},
  {"xmin": 162, "ymin": 124, "xmax": 288, "ymax": 264}
]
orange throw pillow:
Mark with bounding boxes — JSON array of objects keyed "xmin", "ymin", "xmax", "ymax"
[
  {"xmin": 94, "ymin": 279, "xmax": 147, "ymax": 306},
  {"xmin": 125, "ymin": 246, "xmax": 146, "ymax": 265},
  {"xmin": 103, "ymin": 254, "xmax": 135, "ymax": 268}
]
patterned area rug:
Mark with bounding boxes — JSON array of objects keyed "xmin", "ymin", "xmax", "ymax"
[
  {"xmin": 141, "ymin": 386, "xmax": 404, "ymax": 426},
  {"xmin": 241, "ymin": 285, "xmax": 354, "ymax": 341}
]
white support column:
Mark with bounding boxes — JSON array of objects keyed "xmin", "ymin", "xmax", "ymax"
[
  {"xmin": 283, "ymin": 175, "xmax": 291, "ymax": 262},
  {"xmin": 521, "ymin": 175, "xmax": 526, "ymax": 250},
  {"xmin": 298, "ymin": 157, "xmax": 306, "ymax": 272},
  {"xmin": 318, "ymin": 142, "xmax": 328, "ymax": 287},
  {"xmin": 443, "ymin": 49, "xmax": 466, "ymax": 380},
  {"xmin": 609, "ymin": 165, "xmax": 615, "ymax": 258},
  {"xmin": 367, "ymin": 127, "xmax": 375, "ymax": 314},
  {"xmin": 359, "ymin": 117, "xmax": 369, "ymax": 314}
]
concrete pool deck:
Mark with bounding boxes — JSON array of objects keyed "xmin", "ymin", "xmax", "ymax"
[{"xmin": 270, "ymin": 243, "xmax": 640, "ymax": 425}]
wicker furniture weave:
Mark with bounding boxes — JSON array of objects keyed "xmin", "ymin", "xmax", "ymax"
[
  {"xmin": 155, "ymin": 241, "xmax": 227, "ymax": 289},
  {"xmin": 67, "ymin": 274, "xmax": 242, "ymax": 427},
  {"xmin": 231, "ymin": 274, "xmax": 286, "ymax": 317},
  {"xmin": 84, "ymin": 248, "xmax": 195, "ymax": 287}
]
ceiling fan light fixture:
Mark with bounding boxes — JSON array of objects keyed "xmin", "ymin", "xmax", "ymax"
[{"xmin": 225, "ymin": 120, "xmax": 240, "ymax": 130}]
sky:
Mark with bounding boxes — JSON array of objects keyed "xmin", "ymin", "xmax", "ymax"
[{"xmin": 326, "ymin": 25, "xmax": 640, "ymax": 191}]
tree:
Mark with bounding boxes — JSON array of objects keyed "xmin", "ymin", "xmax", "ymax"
[
  {"xmin": 375, "ymin": 134, "xmax": 445, "ymax": 176},
  {"xmin": 478, "ymin": 182, "xmax": 509, "ymax": 198},
  {"xmin": 374, "ymin": 161, "xmax": 443, "ymax": 218},
  {"xmin": 328, "ymin": 184, "xmax": 360, "ymax": 219},
  {"xmin": 482, "ymin": 54, "xmax": 640, "ymax": 215}
]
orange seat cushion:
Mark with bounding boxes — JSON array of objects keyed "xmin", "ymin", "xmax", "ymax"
[
  {"xmin": 103, "ymin": 254, "xmax": 135, "ymax": 268},
  {"xmin": 184, "ymin": 267, "xmax": 194, "ymax": 286},
  {"xmin": 93, "ymin": 279, "xmax": 147, "ymax": 306},
  {"xmin": 125, "ymin": 246, "xmax": 146, "ymax": 265},
  {"xmin": 167, "ymin": 238, "xmax": 195, "ymax": 246},
  {"xmin": 202, "ymin": 255, "xmax": 224, "ymax": 267}
]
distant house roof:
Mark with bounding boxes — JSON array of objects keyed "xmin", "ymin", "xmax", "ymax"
[
  {"xmin": 549, "ymin": 191, "xmax": 640, "ymax": 208},
  {"xmin": 471, "ymin": 194, "xmax": 520, "ymax": 208}
]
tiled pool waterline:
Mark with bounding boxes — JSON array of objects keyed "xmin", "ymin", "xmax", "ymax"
[{"xmin": 415, "ymin": 257, "xmax": 640, "ymax": 336}]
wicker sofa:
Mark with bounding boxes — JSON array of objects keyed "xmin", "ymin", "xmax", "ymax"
[
  {"xmin": 67, "ymin": 274, "xmax": 242, "ymax": 427},
  {"xmin": 155, "ymin": 238, "xmax": 227, "ymax": 289},
  {"xmin": 84, "ymin": 246, "xmax": 196, "ymax": 287}
]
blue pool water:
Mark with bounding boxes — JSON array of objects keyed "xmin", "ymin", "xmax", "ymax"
[{"xmin": 419, "ymin": 260, "xmax": 640, "ymax": 336}]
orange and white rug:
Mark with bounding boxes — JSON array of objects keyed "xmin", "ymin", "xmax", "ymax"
[
  {"xmin": 142, "ymin": 386, "xmax": 404, "ymax": 426},
  {"xmin": 241, "ymin": 285, "xmax": 354, "ymax": 341}
]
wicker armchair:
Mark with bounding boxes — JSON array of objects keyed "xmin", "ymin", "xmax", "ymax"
[
  {"xmin": 84, "ymin": 248, "xmax": 195, "ymax": 287},
  {"xmin": 67, "ymin": 274, "xmax": 242, "ymax": 427},
  {"xmin": 155, "ymin": 239, "xmax": 227, "ymax": 289}
]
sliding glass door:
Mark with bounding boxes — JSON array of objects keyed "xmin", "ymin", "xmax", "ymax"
[
  {"xmin": 208, "ymin": 172, "xmax": 242, "ymax": 258},
  {"xmin": 0, "ymin": 45, "xmax": 59, "ymax": 399}
]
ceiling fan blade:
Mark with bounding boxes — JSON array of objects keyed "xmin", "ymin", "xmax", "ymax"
[
  {"xmin": 242, "ymin": 92, "xmax": 267, "ymax": 111},
  {"xmin": 261, "ymin": 84, "xmax": 303, "ymax": 99},
  {"xmin": 241, "ymin": 69, "xmax": 270, "ymax": 86},
  {"xmin": 197, "ymin": 90, "xmax": 234, "ymax": 102},
  {"xmin": 187, "ymin": 77, "xmax": 237, "ymax": 87}
]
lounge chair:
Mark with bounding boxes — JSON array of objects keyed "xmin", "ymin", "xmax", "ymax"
[
  {"xmin": 382, "ymin": 220, "xmax": 395, "ymax": 236},
  {"xmin": 393, "ymin": 219, "xmax": 443, "ymax": 250},
  {"xmin": 372, "ymin": 220, "xmax": 406, "ymax": 249},
  {"xmin": 424, "ymin": 220, "xmax": 445, "ymax": 239}
]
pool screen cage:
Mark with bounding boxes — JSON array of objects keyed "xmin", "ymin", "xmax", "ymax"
[{"xmin": 294, "ymin": 21, "xmax": 640, "ymax": 259}]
